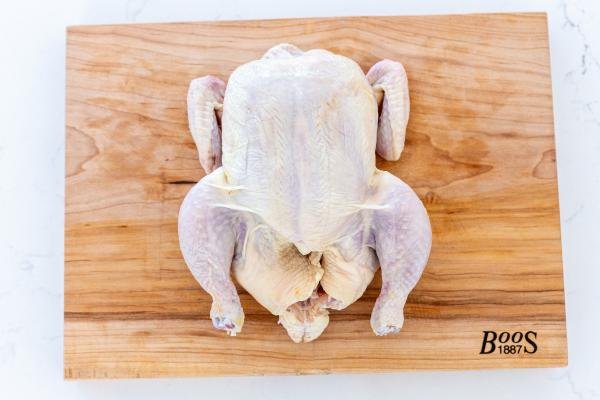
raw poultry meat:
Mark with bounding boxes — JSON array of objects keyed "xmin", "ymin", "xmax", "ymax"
[{"xmin": 178, "ymin": 43, "xmax": 432, "ymax": 342}]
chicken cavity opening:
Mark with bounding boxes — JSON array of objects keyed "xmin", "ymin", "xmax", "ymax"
[{"xmin": 278, "ymin": 284, "xmax": 341, "ymax": 343}]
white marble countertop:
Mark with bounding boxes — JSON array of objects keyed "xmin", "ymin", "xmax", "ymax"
[{"xmin": 1, "ymin": 0, "xmax": 599, "ymax": 398}]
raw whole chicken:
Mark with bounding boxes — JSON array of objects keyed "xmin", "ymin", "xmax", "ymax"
[{"xmin": 178, "ymin": 44, "xmax": 432, "ymax": 343}]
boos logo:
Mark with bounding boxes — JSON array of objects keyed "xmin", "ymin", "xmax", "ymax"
[{"xmin": 480, "ymin": 331, "xmax": 538, "ymax": 355}]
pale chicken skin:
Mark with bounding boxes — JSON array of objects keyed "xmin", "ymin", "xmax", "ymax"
[{"xmin": 178, "ymin": 44, "xmax": 432, "ymax": 342}]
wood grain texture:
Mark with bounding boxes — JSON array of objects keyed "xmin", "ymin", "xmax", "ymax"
[{"xmin": 65, "ymin": 13, "xmax": 566, "ymax": 379}]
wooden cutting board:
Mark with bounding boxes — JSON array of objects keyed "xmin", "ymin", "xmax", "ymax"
[{"xmin": 65, "ymin": 12, "xmax": 566, "ymax": 379}]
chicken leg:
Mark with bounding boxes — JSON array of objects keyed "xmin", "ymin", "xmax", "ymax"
[
  {"xmin": 369, "ymin": 171, "xmax": 432, "ymax": 335},
  {"xmin": 178, "ymin": 170, "xmax": 245, "ymax": 335}
]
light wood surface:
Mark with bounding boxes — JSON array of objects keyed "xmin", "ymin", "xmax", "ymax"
[{"xmin": 65, "ymin": 13, "xmax": 566, "ymax": 379}]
